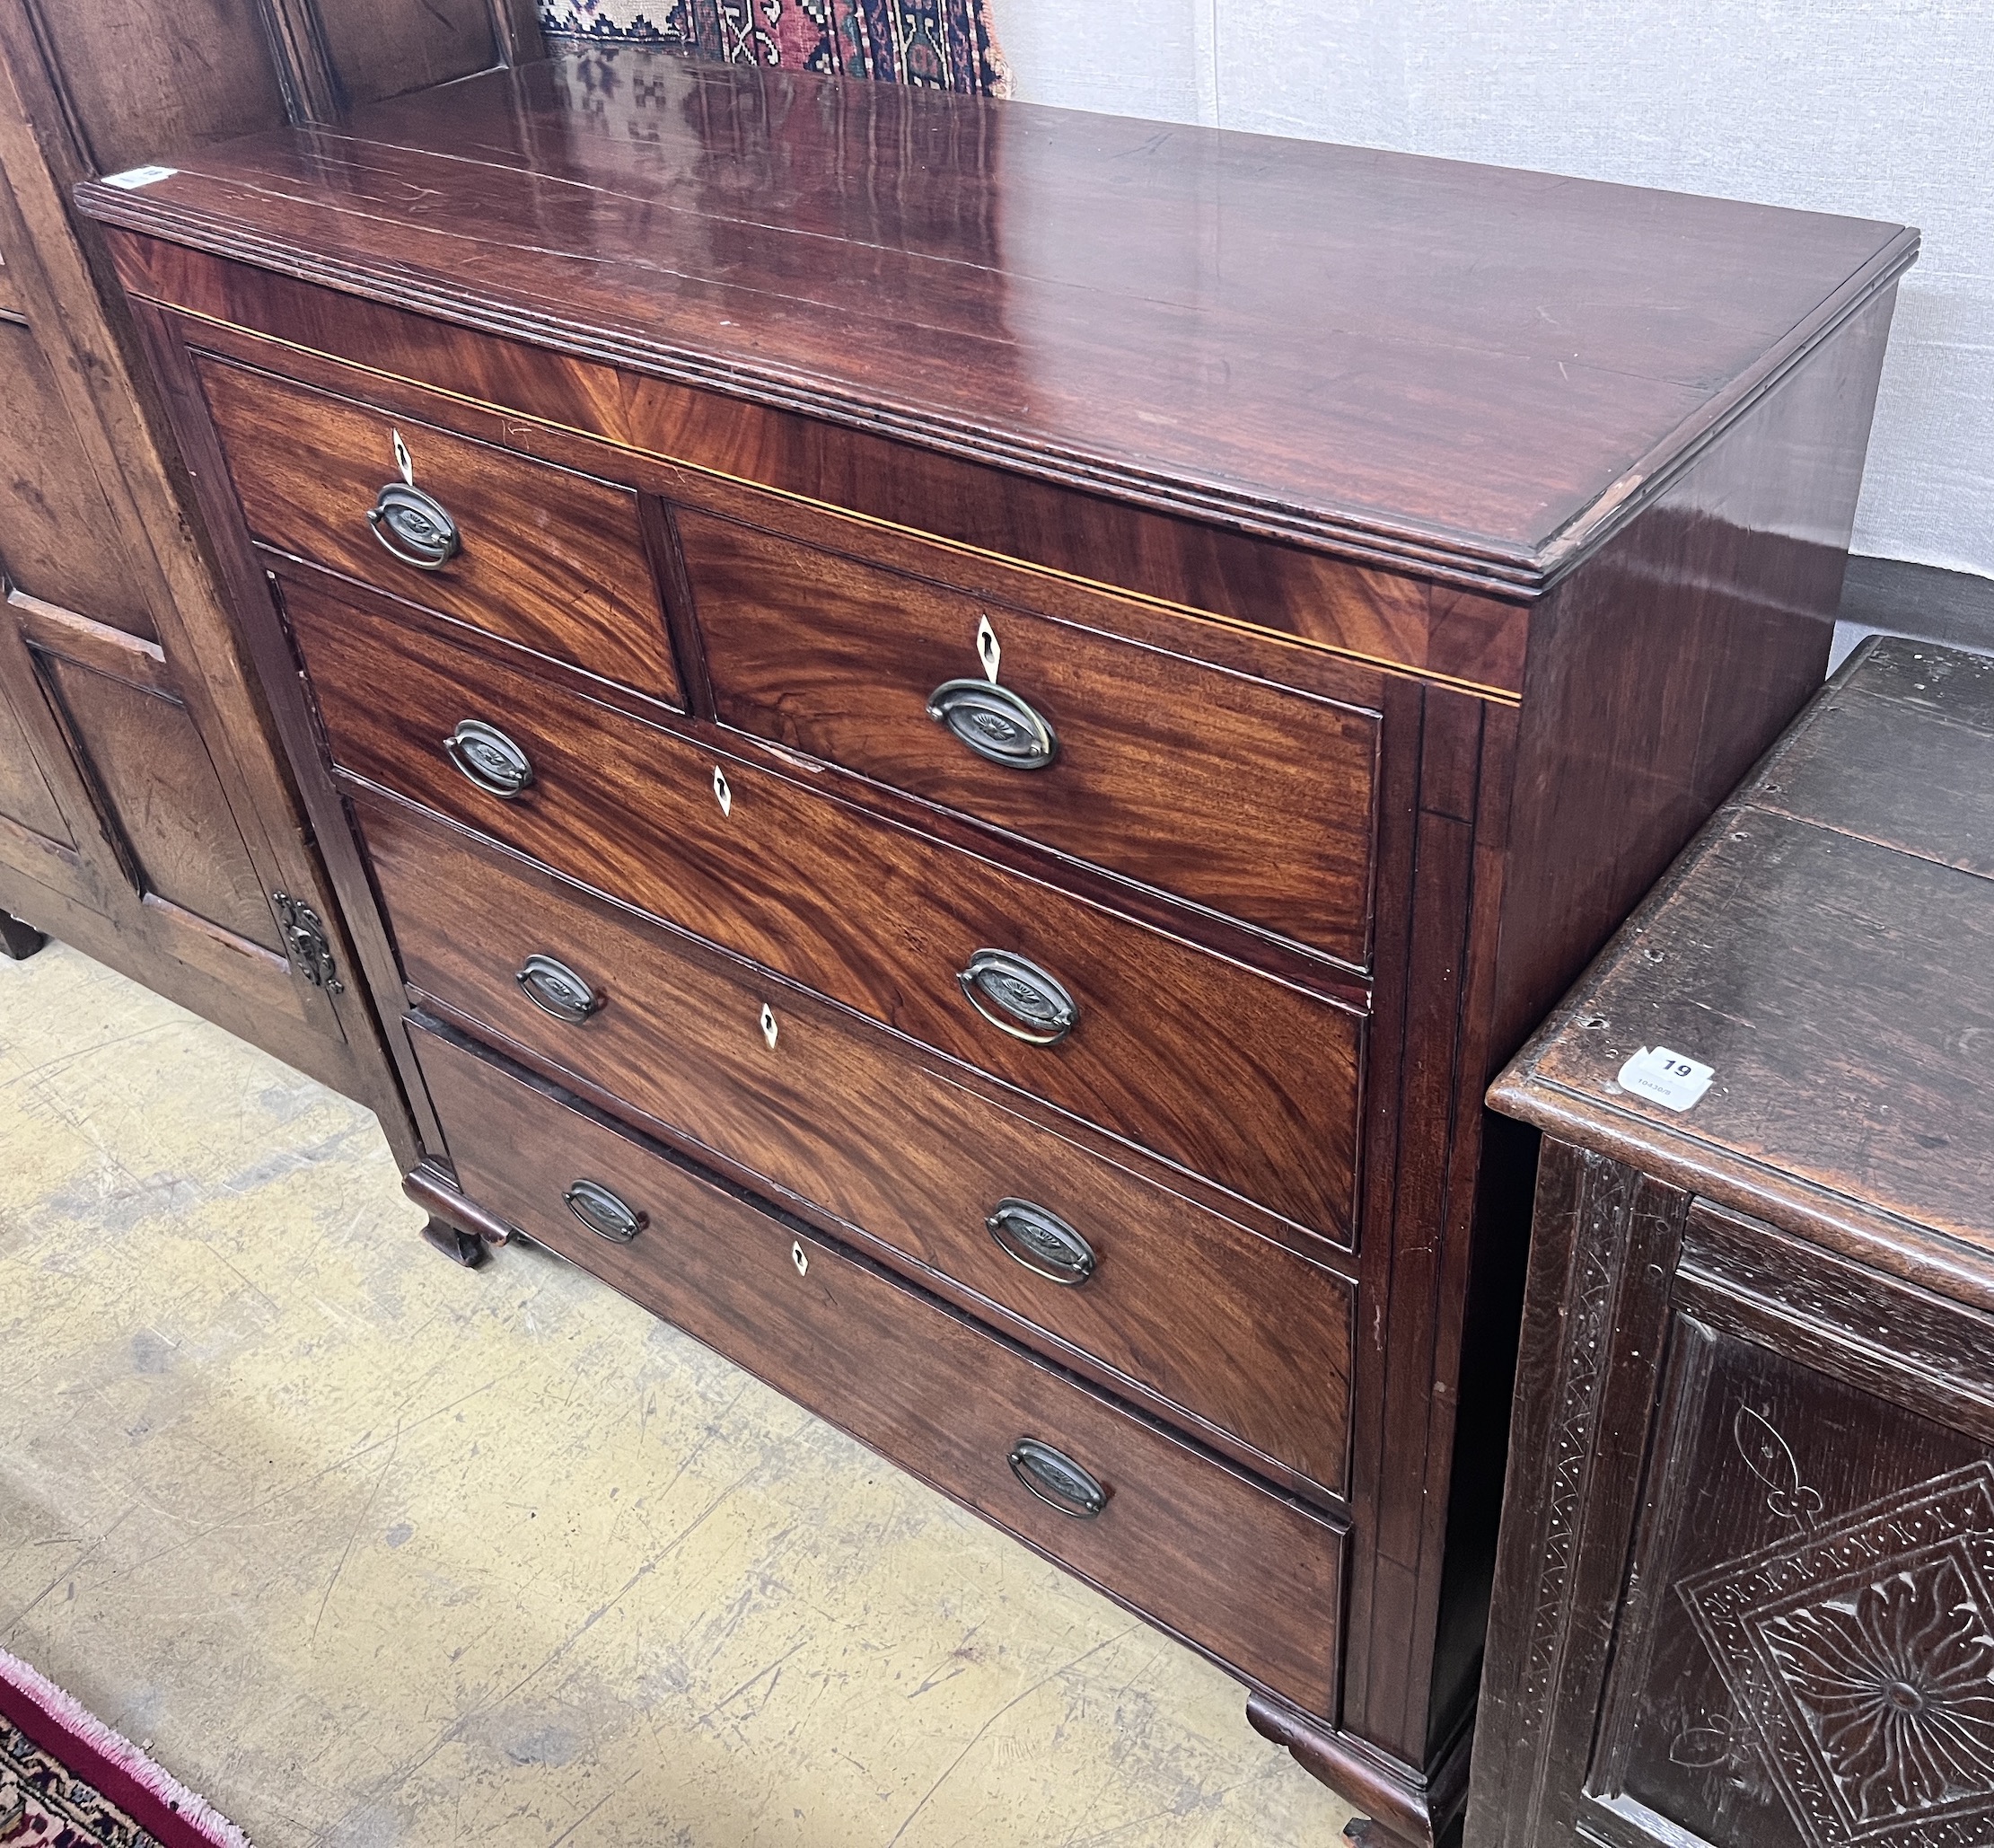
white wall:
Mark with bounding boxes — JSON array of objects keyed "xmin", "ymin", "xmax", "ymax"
[{"xmin": 997, "ymin": 2, "xmax": 1994, "ymax": 580}]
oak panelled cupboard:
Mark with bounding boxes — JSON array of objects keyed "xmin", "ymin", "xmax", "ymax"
[
  {"xmin": 0, "ymin": 0, "xmax": 541, "ymax": 1149},
  {"xmin": 76, "ymin": 50, "xmax": 1913, "ymax": 1844},
  {"xmin": 1473, "ymin": 639, "xmax": 1994, "ymax": 1848}
]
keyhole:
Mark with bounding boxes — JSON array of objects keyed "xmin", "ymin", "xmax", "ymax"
[
  {"xmin": 791, "ymin": 1241, "xmax": 808, "ymax": 1278},
  {"xmin": 391, "ymin": 428, "xmax": 415, "ymax": 486},
  {"xmin": 760, "ymin": 1002, "xmax": 777, "ymax": 1050},
  {"xmin": 712, "ymin": 767, "xmax": 732, "ymax": 816},
  {"xmin": 976, "ymin": 615, "xmax": 1001, "ymax": 683}
]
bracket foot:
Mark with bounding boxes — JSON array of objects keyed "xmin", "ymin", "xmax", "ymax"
[
  {"xmin": 1, "ymin": 910, "xmax": 47, "ymax": 960},
  {"xmin": 421, "ymin": 1215, "xmax": 488, "ymax": 1267}
]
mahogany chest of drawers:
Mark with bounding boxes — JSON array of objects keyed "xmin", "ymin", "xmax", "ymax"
[
  {"xmin": 79, "ymin": 49, "xmax": 1913, "ymax": 1844},
  {"xmin": 1472, "ymin": 639, "xmax": 1994, "ymax": 1848}
]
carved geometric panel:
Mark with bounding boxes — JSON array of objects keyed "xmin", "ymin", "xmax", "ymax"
[
  {"xmin": 1596, "ymin": 1311, "xmax": 1994, "ymax": 1848},
  {"xmin": 1681, "ymin": 1462, "xmax": 1994, "ymax": 1848}
]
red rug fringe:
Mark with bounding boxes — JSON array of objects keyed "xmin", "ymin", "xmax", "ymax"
[{"xmin": 0, "ymin": 1647, "xmax": 251, "ymax": 1848}]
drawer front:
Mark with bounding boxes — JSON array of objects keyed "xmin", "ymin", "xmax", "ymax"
[
  {"xmin": 198, "ymin": 356, "xmax": 681, "ymax": 705},
  {"xmin": 682, "ymin": 510, "xmax": 1380, "ymax": 964},
  {"xmin": 291, "ymin": 575, "xmax": 1363, "ymax": 1240},
  {"xmin": 410, "ymin": 1018, "xmax": 1348, "ymax": 1714},
  {"xmin": 363, "ymin": 792, "xmax": 1354, "ymax": 1493}
]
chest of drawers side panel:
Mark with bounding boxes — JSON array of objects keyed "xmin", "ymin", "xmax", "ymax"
[{"xmin": 1489, "ymin": 284, "xmax": 1900, "ymax": 1069}]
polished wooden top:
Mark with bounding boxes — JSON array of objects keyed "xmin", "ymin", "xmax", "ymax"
[
  {"xmin": 79, "ymin": 48, "xmax": 1915, "ymax": 587},
  {"xmin": 1491, "ymin": 637, "xmax": 1994, "ymax": 1300}
]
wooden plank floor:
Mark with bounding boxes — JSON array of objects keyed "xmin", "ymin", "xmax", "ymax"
[{"xmin": 0, "ymin": 942, "xmax": 1355, "ymax": 1846}]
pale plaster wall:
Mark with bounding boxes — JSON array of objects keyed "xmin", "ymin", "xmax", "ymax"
[{"xmin": 996, "ymin": 1, "xmax": 1994, "ymax": 580}]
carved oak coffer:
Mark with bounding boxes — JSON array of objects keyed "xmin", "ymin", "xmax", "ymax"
[
  {"xmin": 1473, "ymin": 639, "xmax": 1994, "ymax": 1848},
  {"xmin": 76, "ymin": 49, "xmax": 1912, "ymax": 1845}
]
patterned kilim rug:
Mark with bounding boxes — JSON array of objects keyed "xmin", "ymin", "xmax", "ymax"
[
  {"xmin": 540, "ymin": 0, "xmax": 1006, "ymax": 95},
  {"xmin": 0, "ymin": 1650, "xmax": 250, "ymax": 1848}
]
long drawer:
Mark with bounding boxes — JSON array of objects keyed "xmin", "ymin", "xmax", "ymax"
[
  {"xmin": 408, "ymin": 1016, "xmax": 1348, "ymax": 1716},
  {"xmin": 361, "ymin": 791, "xmax": 1355, "ymax": 1494},
  {"xmin": 680, "ymin": 506, "xmax": 1381, "ymax": 964},
  {"xmin": 287, "ymin": 572, "xmax": 1365, "ymax": 1240},
  {"xmin": 198, "ymin": 355, "xmax": 683, "ymax": 706}
]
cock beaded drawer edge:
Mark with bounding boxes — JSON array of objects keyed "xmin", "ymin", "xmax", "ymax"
[{"xmin": 77, "ymin": 49, "xmax": 1914, "ymax": 1847}]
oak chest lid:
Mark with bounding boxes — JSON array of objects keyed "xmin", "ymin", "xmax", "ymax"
[
  {"xmin": 78, "ymin": 49, "xmax": 1914, "ymax": 590},
  {"xmin": 1490, "ymin": 637, "xmax": 1994, "ymax": 1299}
]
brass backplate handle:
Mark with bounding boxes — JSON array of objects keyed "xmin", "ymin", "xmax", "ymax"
[
  {"xmin": 516, "ymin": 953, "xmax": 604, "ymax": 1025},
  {"xmin": 563, "ymin": 1177, "xmax": 646, "ymax": 1243},
  {"xmin": 956, "ymin": 948, "xmax": 1078, "ymax": 1045},
  {"xmin": 444, "ymin": 717, "xmax": 534, "ymax": 800},
  {"xmin": 987, "ymin": 1199, "xmax": 1096, "ymax": 1286},
  {"xmin": 1008, "ymin": 1438, "xmax": 1107, "ymax": 1518},
  {"xmin": 367, "ymin": 480, "xmax": 461, "ymax": 570},
  {"xmin": 927, "ymin": 678, "xmax": 1058, "ymax": 770}
]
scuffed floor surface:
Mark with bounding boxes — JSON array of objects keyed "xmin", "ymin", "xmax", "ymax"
[{"xmin": 0, "ymin": 944, "xmax": 1357, "ymax": 1846}]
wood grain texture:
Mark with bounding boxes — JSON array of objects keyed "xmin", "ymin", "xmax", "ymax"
[
  {"xmin": 1752, "ymin": 641, "xmax": 1994, "ymax": 876},
  {"xmin": 1464, "ymin": 1140, "xmax": 1690, "ymax": 1848},
  {"xmin": 31, "ymin": 647, "xmax": 283, "ymax": 950},
  {"xmin": 136, "ymin": 273, "xmax": 1531, "ymax": 688},
  {"xmin": 197, "ymin": 352, "xmax": 682, "ymax": 706},
  {"xmin": 287, "ymin": 570, "xmax": 1367, "ymax": 1241},
  {"xmin": 1498, "ymin": 638, "xmax": 1994, "ymax": 1291},
  {"xmin": 311, "ymin": 0, "xmax": 499, "ymax": 110},
  {"xmin": 359, "ymin": 788, "xmax": 1357, "ymax": 1498},
  {"xmin": 0, "ymin": 316, "xmax": 159, "ymax": 638},
  {"xmin": 409, "ymin": 1015, "xmax": 1353, "ymax": 1719},
  {"xmin": 1248, "ymin": 1693, "xmax": 1472, "ymax": 1848},
  {"xmin": 0, "ymin": 4, "xmax": 427, "ymax": 1144},
  {"xmin": 1478, "ymin": 642, "xmax": 1994, "ymax": 1848},
  {"xmin": 0, "ymin": 650, "xmax": 72, "ymax": 844},
  {"xmin": 1487, "ymin": 293, "xmax": 1894, "ymax": 1066},
  {"xmin": 15, "ymin": 0, "xmax": 292, "ymax": 179},
  {"xmin": 683, "ymin": 506, "xmax": 1381, "ymax": 963},
  {"xmin": 90, "ymin": 62, "xmax": 1912, "ymax": 1832},
  {"xmin": 76, "ymin": 51, "xmax": 1914, "ymax": 590}
]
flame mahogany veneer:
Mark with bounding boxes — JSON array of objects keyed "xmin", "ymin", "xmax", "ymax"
[{"xmin": 81, "ymin": 49, "xmax": 1913, "ymax": 1844}]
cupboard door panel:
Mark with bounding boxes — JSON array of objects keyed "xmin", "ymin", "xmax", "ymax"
[
  {"xmin": 318, "ymin": 0, "xmax": 499, "ymax": 107},
  {"xmin": 16, "ymin": 0, "xmax": 291, "ymax": 180},
  {"xmin": 0, "ymin": 320, "xmax": 158, "ymax": 640},
  {"xmin": 1588, "ymin": 1311, "xmax": 1994, "ymax": 1848},
  {"xmin": 0, "ymin": 662, "xmax": 71, "ymax": 846},
  {"xmin": 33, "ymin": 647, "xmax": 283, "ymax": 953}
]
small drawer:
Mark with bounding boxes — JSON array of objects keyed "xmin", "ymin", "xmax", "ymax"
[
  {"xmin": 681, "ymin": 509, "xmax": 1380, "ymax": 964},
  {"xmin": 362, "ymin": 792, "xmax": 1356, "ymax": 1495},
  {"xmin": 409, "ymin": 1017, "xmax": 1348, "ymax": 1716},
  {"xmin": 196, "ymin": 354, "xmax": 681, "ymax": 705},
  {"xmin": 289, "ymin": 573, "xmax": 1364, "ymax": 1241}
]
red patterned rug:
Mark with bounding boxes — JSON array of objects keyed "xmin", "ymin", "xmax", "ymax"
[
  {"xmin": 541, "ymin": 0, "xmax": 1007, "ymax": 95},
  {"xmin": 0, "ymin": 1650, "xmax": 250, "ymax": 1848}
]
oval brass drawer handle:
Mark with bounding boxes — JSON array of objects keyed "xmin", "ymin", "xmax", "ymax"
[
  {"xmin": 563, "ymin": 1177, "xmax": 646, "ymax": 1243},
  {"xmin": 444, "ymin": 718, "xmax": 534, "ymax": 800},
  {"xmin": 957, "ymin": 947, "xmax": 1077, "ymax": 1045},
  {"xmin": 987, "ymin": 1199, "xmax": 1096, "ymax": 1286},
  {"xmin": 927, "ymin": 678, "xmax": 1058, "ymax": 770},
  {"xmin": 515, "ymin": 953, "xmax": 604, "ymax": 1025},
  {"xmin": 1008, "ymin": 1438, "xmax": 1107, "ymax": 1519},
  {"xmin": 367, "ymin": 480, "xmax": 461, "ymax": 571}
]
